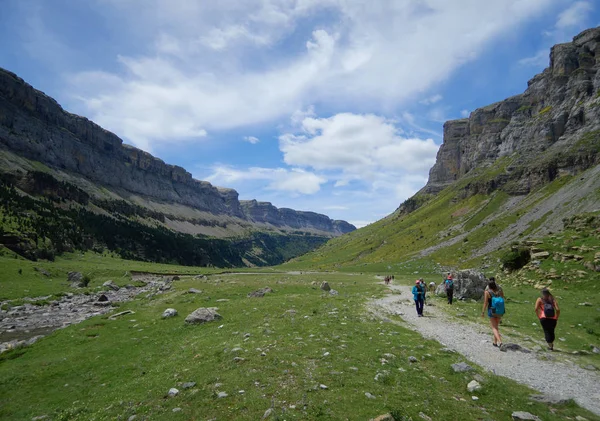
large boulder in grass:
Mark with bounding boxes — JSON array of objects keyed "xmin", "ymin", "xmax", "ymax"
[
  {"xmin": 68, "ymin": 271, "xmax": 85, "ymax": 288},
  {"xmin": 435, "ymin": 269, "xmax": 488, "ymax": 300},
  {"xmin": 185, "ymin": 307, "xmax": 222, "ymax": 324}
]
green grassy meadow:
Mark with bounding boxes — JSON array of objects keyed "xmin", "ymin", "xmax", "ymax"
[{"xmin": 1, "ymin": 267, "xmax": 599, "ymax": 420}]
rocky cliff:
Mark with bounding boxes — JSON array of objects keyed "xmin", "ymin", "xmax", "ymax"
[
  {"xmin": 0, "ymin": 68, "xmax": 355, "ymax": 237},
  {"xmin": 424, "ymin": 27, "xmax": 600, "ymax": 196}
]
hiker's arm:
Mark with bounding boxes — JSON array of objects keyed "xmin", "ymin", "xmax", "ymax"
[
  {"xmin": 481, "ymin": 292, "xmax": 488, "ymax": 316},
  {"xmin": 534, "ymin": 298, "xmax": 541, "ymax": 315},
  {"xmin": 555, "ymin": 300, "xmax": 560, "ymax": 318}
]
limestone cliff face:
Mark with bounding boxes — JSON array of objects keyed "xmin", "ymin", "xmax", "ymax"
[
  {"xmin": 0, "ymin": 69, "xmax": 355, "ymax": 236},
  {"xmin": 425, "ymin": 27, "xmax": 600, "ymax": 195},
  {"xmin": 240, "ymin": 200, "xmax": 355, "ymax": 235}
]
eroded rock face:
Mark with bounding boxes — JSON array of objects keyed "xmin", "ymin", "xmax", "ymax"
[
  {"xmin": 0, "ymin": 69, "xmax": 355, "ymax": 237},
  {"xmin": 424, "ymin": 27, "xmax": 600, "ymax": 196}
]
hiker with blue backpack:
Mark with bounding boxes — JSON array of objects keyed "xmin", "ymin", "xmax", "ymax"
[
  {"xmin": 412, "ymin": 279, "xmax": 426, "ymax": 317},
  {"xmin": 534, "ymin": 288, "xmax": 560, "ymax": 351},
  {"xmin": 481, "ymin": 278, "xmax": 505, "ymax": 348},
  {"xmin": 444, "ymin": 273, "xmax": 454, "ymax": 304}
]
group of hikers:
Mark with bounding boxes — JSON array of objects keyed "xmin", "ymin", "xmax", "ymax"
[{"xmin": 407, "ymin": 272, "xmax": 560, "ymax": 351}]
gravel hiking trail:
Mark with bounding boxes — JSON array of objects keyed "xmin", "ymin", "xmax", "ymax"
[{"xmin": 368, "ymin": 284, "xmax": 600, "ymax": 416}]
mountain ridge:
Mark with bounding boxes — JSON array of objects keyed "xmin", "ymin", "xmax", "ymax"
[{"xmin": 0, "ymin": 67, "xmax": 355, "ymax": 237}]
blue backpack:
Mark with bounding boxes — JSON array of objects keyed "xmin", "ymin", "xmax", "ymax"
[
  {"xmin": 445, "ymin": 279, "xmax": 454, "ymax": 290},
  {"xmin": 491, "ymin": 291, "xmax": 505, "ymax": 316}
]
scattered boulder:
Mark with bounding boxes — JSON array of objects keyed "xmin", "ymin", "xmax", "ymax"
[
  {"xmin": 511, "ymin": 411, "xmax": 541, "ymax": 421},
  {"xmin": 529, "ymin": 394, "xmax": 570, "ymax": 405},
  {"xmin": 365, "ymin": 392, "xmax": 376, "ymax": 399},
  {"xmin": 188, "ymin": 288, "xmax": 202, "ymax": 294},
  {"xmin": 451, "ymin": 362, "xmax": 473, "ymax": 373},
  {"xmin": 435, "ymin": 269, "xmax": 488, "ymax": 300},
  {"xmin": 467, "ymin": 380, "xmax": 481, "ymax": 392},
  {"xmin": 408, "ymin": 356, "xmax": 418, "ymax": 363},
  {"xmin": 217, "ymin": 391, "xmax": 228, "ymax": 398},
  {"xmin": 103, "ymin": 280, "xmax": 119, "ymax": 291},
  {"xmin": 93, "ymin": 294, "xmax": 111, "ymax": 307},
  {"xmin": 162, "ymin": 308, "xmax": 178, "ymax": 319},
  {"xmin": 185, "ymin": 307, "xmax": 222, "ymax": 324},
  {"xmin": 262, "ymin": 408, "xmax": 273, "ymax": 420},
  {"xmin": 320, "ymin": 281, "xmax": 331, "ymax": 292},
  {"xmin": 182, "ymin": 382, "xmax": 196, "ymax": 389},
  {"xmin": 578, "ymin": 302, "xmax": 593, "ymax": 306},
  {"xmin": 247, "ymin": 287, "xmax": 273, "ymax": 298},
  {"xmin": 500, "ymin": 343, "xmax": 531, "ymax": 353},
  {"xmin": 168, "ymin": 388, "xmax": 179, "ymax": 397},
  {"xmin": 329, "ymin": 289, "xmax": 339, "ymax": 296},
  {"xmin": 418, "ymin": 413, "xmax": 432, "ymax": 421},
  {"xmin": 68, "ymin": 272, "xmax": 85, "ymax": 288},
  {"xmin": 592, "ymin": 346, "xmax": 600, "ymax": 354},
  {"xmin": 369, "ymin": 414, "xmax": 393, "ymax": 421},
  {"xmin": 531, "ymin": 251, "xmax": 550, "ymax": 259}
]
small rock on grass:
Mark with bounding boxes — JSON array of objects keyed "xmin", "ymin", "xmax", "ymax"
[
  {"xmin": 408, "ymin": 356, "xmax": 418, "ymax": 363},
  {"xmin": 575, "ymin": 417, "xmax": 589, "ymax": 421},
  {"xmin": 319, "ymin": 384, "xmax": 328, "ymax": 390},
  {"xmin": 188, "ymin": 288, "xmax": 202, "ymax": 294},
  {"xmin": 172, "ymin": 408, "xmax": 182, "ymax": 413},
  {"xmin": 529, "ymin": 394, "xmax": 569, "ymax": 405},
  {"xmin": 365, "ymin": 392, "xmax": 376, "ymax": 399},
  {"xmin": 217, "ymin": 391, "xmax": 228, "ymax": 398},
  {"xmin": 182, "ymin": 382, "xmax": 196, "ymax": 389},
  {"xmin": 262, "ymin": 408, "xmax": 273, "ymax": 419},
  {"xmin": 168, "ymin": 388, "xmax": 179, "ymax": 397},
  {"xmin": 511, "ymin": 412, "xmax": 541, "ymax": 421},
  {"xmin": 369, "ymin": 415, "xmax": 393, "ymax": 421},
  {"xmin": 467, "ymin": 380, "xmax": 481, "ymax": 392},
  {"xmin": 418, "ymin": 412, "xmax": 432, "ymax": 421},
  {"xmin": 451, "ymin": 362, "xmax": 473, "ymax": 372},
  {"xmin": 162, "ymin": 308, "xmax": 178, "ymax": 319}
]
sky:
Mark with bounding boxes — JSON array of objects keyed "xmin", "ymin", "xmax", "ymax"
[{"xmin": 0, "ymin": 1, "xmax": 598, "ymax": 228}]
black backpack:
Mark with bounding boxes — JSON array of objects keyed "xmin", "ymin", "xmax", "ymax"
[{"xmin": 543, "ymin": 300, "xmax": 555, "ymax": 318}]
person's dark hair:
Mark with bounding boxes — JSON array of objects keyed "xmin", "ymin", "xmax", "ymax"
[
  {"xmin": 488, "ymin": 280, "xmax": 498, "ymax": 291},
  {"xmin": 541, "ymin": 288, "xmax": 553, "ymax": 300}
]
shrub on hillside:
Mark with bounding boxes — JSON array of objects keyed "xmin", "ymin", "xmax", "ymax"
[{"xmin": 501, "ymin": 246, "xmax": 530, "ymax": 271}]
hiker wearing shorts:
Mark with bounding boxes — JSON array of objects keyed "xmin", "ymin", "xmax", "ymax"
[
  {"xmin": 412, "ymin": 280, "xmax": 425, "ymax": 317},
  {"xmin": 444, "ymin": 273, "xmax": 454, "ymax": 304},
  {"xmin": 535, "ymin": 288, "xmax": 560, "ymax": 351},
  {"xmin": 481, "ymin": 279, "xmax": 504, "ymax": 348}
]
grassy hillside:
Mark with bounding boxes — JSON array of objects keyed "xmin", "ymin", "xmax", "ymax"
[
  {"xmin": 285, "ymin": 159, "xmax": 600, "ymax": 272},
  {"xmin": 0, "ymin": 167, "xmax": 329, "ymax": 268}
]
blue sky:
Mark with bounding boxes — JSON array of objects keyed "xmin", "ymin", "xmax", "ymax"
[{"xmin": 1, "ymin": 0, "xmax": 598, "ymax": 227}]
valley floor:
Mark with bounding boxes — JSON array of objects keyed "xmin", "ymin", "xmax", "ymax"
[{"xmin": 370, "ymin": 283, "xmax": 600, "ymax": 415}]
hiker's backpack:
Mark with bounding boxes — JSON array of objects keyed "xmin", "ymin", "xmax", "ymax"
[
  {"xmin": 490, "ymin": 291, "xmax": 505, "ymax": 316},
  {"xmin": 445, "ymin": 279, "xmax": 454, "ymax": 290},
  {"xmin": 543, "ymin": 300, "xmax": 555, "ymax": 318}
]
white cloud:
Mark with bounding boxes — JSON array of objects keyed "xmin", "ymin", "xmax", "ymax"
[
  {"xmin": 280, "ymin": 113, "xmax": 439, "ymax": 178},
  {"xmin": 556, "ymin": 1, "xmax": 592, "ymax": 29},
  {"xmin": 206, "ymin": 166, "xmax": 326, "ymax": 195},
  {"xmin": 460, "ymin": 109, "xmax": 470, "ymax": 118},
  {"xmin": 244, "ymin": 136, "xmax": 260, "ymax": 144},
  {"xmin": 65, "ymin": 0, "xmax": 558, "ymax": 150},
  {"xmin": 419, "ymin": 94, "xmax": 443, "ymax": 105}
]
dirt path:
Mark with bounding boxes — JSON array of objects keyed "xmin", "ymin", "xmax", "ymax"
[{"xmin": 368, "ymin": 284, "xmax": 600, "ymax": 416}]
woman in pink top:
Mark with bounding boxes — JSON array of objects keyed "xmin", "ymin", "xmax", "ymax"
[{"xmin": 534, "ymin": 288, "xmax": 560, "ymax": 351}]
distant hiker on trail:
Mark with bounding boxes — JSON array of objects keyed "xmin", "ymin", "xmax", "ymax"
[
  {"xmin": 428, "ymin": 281, "xmax": 436, "ymax": 293},
  {"xmin": 384, "ymin": 276, "xmax": 390, "ymax": 285},
  {"xmin": 419, "ymin": 279, "xmax": 427, "ymax": 304},
  {"xmin": 444, "ymin": 273, "xmax": 454, "ymax": 304},
  {"xmin": 412, "ymin": 280, "xmax": 425, "ymax": 317},
  {"xmin": 535, "ymin": 288, "xmax": 560, "ymax": 351},
  {"xmin": 481, "ymin": 278, "xmax": 505, "ymax": 348}
]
